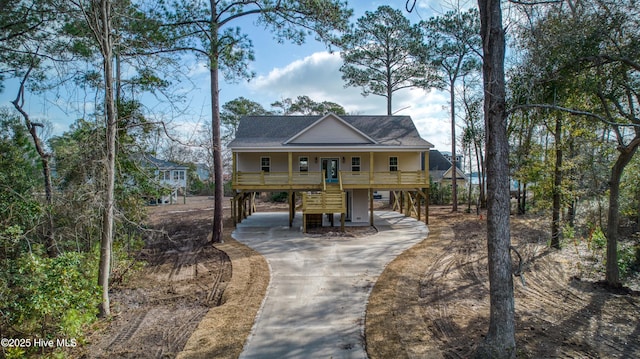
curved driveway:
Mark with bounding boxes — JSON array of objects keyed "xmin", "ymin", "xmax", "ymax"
[{"xmin": 233, "ymin": 211, "xmax": 428, "ymax": 359}]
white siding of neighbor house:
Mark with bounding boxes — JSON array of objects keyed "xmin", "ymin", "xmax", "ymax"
[
  {"xmin": 156, "ymin": 169, "xmax": 187, "ymax": 188},
  {"xmin": 288, "ymin": 116, "xmax": 372, "ymax": 144}
]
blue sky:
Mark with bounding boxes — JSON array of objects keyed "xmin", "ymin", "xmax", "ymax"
[
  {"xmin": 179, "ymin": 0, "xmax": 466, "ymax": 150},
  {"xmin": 0, "ymin": 0, "xmax": 474, "ymax": 151}
]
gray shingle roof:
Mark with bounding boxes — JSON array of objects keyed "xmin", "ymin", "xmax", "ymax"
[
  {"xmin": 429, "ymin": 150, "xmax": 453, "ymax": 171},
  {"xmin": 142, "ymin": 154, "xmax": 188, "ymax": 170},
  {"xmin": 228, "ymin": 115, "xmax": 433, "ymax": 149}
]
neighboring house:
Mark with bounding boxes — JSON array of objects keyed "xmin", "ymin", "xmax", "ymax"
[
  {"xmin": 196, "ymin": 163, "xmax": 211, "ymax": 182},
  {"xmin": 440, "ymin": 151, "xmax": 464, "ymax": 170},
  {"xmin": 468, "ymin": 171, "xmax": 483, "ymax": 186},
  {"xmin": 428, "ymin": 150, "xmax": 467, "ymax": 186},
  {"xmin": 144, "ymin": 155, "xmax": 188, "ymax": 204},
  {"xmin": 228, "ymin": 113, "xmax": 434, "ymax": 231}
]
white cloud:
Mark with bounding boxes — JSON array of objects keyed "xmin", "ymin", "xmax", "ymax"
[
  {"xmin": 253, "ymin": 52, "xmax": 344, "ymax": 98},
  {"xmin": 187, "ymin": 60, "xmax": 209, "ymax": 78},
  {"xmin": 250, "ymin": 51, "xmax": 451, "ymax": 150}
]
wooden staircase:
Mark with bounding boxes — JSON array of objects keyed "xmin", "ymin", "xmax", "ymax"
[{"xmin": 301, "ymin": 183, "xmax": 346, "ymax": 233}]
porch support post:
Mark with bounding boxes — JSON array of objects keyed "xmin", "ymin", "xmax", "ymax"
[
  {"xmin": 231, "ymin": 197, "xmax": 236, "ymax": 226},
  {"xmin": 235, "ymin": 192, "xmax": 242, "ymax": 224},
  {"xmin": 232, "ymin": 151, "xmax": 237, "ymax": 184},
  {"xmin": 252, "ymin": 192, "xmax": 257, "ymax": 213},
  {"xmin": 391, "ymin": 191, "xmax": 399, "ymax": 212},
  {"xmin": 241, "ymin": 193, "xmax": 246, "ymax": 220},
  {"xmin": 288, "ymin": 190, "xmax": 294, "ymax": 227},
  {"xmin": 341, "ymin": 191, "xmax": 345, "ymax": 232},
  {"xmin": 369, "ymin": 188, "xmax": 374, "ymax": 226},
  {"xmin": 243, "ymin": 192, "xmax": 249, "ymax": 219},
  {"xmin": 302, "ymin": 192, "xmax": 307, "ymax": 233},
  {"xmin": 423, "ymin": 150, "xmax": 429, "ymax": 187},
  {"xmin": 288, "ymin": 152, "xmax": 293, "ymax": 186},
  {"xmin": 369, "ymin": 152, "xmax": 374, "ymax": 186},
  {"xmin": 417, "ymin": 190, "xmax": 422, "ymax": 221},
  {"xmin": 238, "ymin": 193, "xmax": 242, "ymax": 220},
  {"xmin": 404, "ymin": 191, "xmax": 410, "ymax": 217},
  {"xmin": 369, "ymin": 152, "xmax": 375, "ymax": 227}
]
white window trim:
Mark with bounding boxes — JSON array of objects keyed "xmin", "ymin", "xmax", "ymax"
[
  {"xmin": 351, "ymin": 156, "xmax": 361, "ymax": 172},
  {"xmin": 299, "ymin": 156, "xmax": 309, "ymax": 172},
  {"xmin": 389, "ymin": 156, "xmax": 398, "ymax": 172},
  {"xmin": 261, "ymin": 156, "xmax": 271, "ymax": 172}
]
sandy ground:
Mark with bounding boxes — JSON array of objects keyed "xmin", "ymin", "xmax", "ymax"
[
  {"xmin": 74, "ymin": 198, "xmax": 639, "ymax": 358},
  {"xmin": 76, "ymin": 197, "xmax": 270, "ymax": 358},
  {"xmin": 366, "ymin": 206, "xmax": 640, "ymax": 358}
]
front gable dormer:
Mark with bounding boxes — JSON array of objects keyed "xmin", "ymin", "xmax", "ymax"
[{"xmin": 283, "ymin": 113, "xmax": 377, "ymax": 145}]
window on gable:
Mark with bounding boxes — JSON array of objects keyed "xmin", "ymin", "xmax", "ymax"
[
  {"xmin": 389, "ymin": 156, "xmax": 398, "ymax": 172},
  {"xmin": 351, "ymin": 157, "xmax": 361, "ymax": 172},
  {"xmin": 299, "ymin": 156, "xmax": 308, "ymax": 172},
  {"xmin": 261, "ymin": 157, "xmax": 270, "ymax": 173}
]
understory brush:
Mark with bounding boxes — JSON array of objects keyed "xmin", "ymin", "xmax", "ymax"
[{"xmin": 0, "ymin": 233, "xmax": 144, "ymax": 358}]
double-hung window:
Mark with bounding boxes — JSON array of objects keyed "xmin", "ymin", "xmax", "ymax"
[
  {"xmin": 351, "ymin": 157, "xmax": 361, "ymax": 172},
  {"xmin": 261, "ymin": 157, "xmax": 270, "ymax": 173},
  {"xmin": 389, "ymin": 157, "xmax": 398, "ymax": 172},
  {"xmin": 299, "ymin": 156, "xmax": 309, "ymax": 172}
]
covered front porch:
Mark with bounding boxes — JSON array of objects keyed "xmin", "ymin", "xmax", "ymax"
[
  {"xmin": 231, "ymin": 151, "xmax": 430, "ymax": 232},
  {"xmin": 233, "ymin": 170, "xmax": 429, "ymax": 191}
]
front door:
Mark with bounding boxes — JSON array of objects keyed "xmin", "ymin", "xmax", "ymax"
[{"xmin": 321, "ymin": 158, "xmax": 339, "ymax": 183}]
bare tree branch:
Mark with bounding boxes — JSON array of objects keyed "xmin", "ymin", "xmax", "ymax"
[
  {"xmin": 508, "ymin": 104, "xmax": 640, "ymax": 128},
  {"xmin": 508, "ymin": 0, "xmax": 563, "ymax": 5}
]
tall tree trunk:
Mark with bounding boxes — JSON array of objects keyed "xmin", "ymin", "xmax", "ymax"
[
  {"xmin": 605, "ymin": 137, "xmax": 640, "ymax": 286},
  {"xmin": 551, "ymin": 115, "xmax": 562, "ymax": 249},
  {"xmin": 517, "ymin": 182, "xmax": 523, "ymax": 215},
  {"xmin": 210, "ymin": 2, "xmax": 223, "ymax": 243},
  {"xmin": 519, "ymin": 120, "xmax": 536, "ymax": 215},
  {"xmin": 474, "ymin": 140, "xmax": 482, "ymax": 210},
  {"xmin": 97, "ymin": 0, "xmax": 116, "ymax": 318},
  {"xmin": 477, "ymin": 0, "xmax": 515, "ymax": 357},
  {"xmin": 386, "ymin": 69, "xmax": 392, "ymax": 115},
  {"xmin": 474, "ymin": 127, "xmax": 486, "ymax": 209},
  {"xmin": 468, "ymin": 144, "xmax": 473, "ymax": 213},
  {"xmin": 566, "ymin": 138, "xmax": 576, "ymax": 227},
  {"xmin": 515, "ymin": 122, "xmax": 526, "ymax": 215},
  {"xmin": 450, "ymin": 81, "xmax": 458, "ymax": 211},
  {"xmin": 466, "ymin": 96, "xmax": 485, "ymax": 210},
  {"xmin": 12, "ymin": 66, "xmax": 57, "ymax": 257},
  {"xmin": 522, "ymin": 183, "xmax": 527, "ymax": 215}
]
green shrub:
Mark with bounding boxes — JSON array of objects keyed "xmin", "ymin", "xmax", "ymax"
[
  {"xmin": 269, "ymin": 192, "xmax": 289, "ymax": 203},
  {"xmin": 618, "ymin": 246, "xmax": 634, "ymax": 278},
  {"xmin": 589, "ymin": 225, "xmax": 607, "ymax": 250},
  {"xmin": 563, "ymin": 224, "xmax": 576, "ymax": 240},
  {"xmin": 0, "ymin": 251, "xmax": 100, "ymax": 356}
]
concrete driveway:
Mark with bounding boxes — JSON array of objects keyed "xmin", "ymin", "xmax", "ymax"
[{"xmin": 232, "ymin": 211, "xmax": 429, "ymax": 359}]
